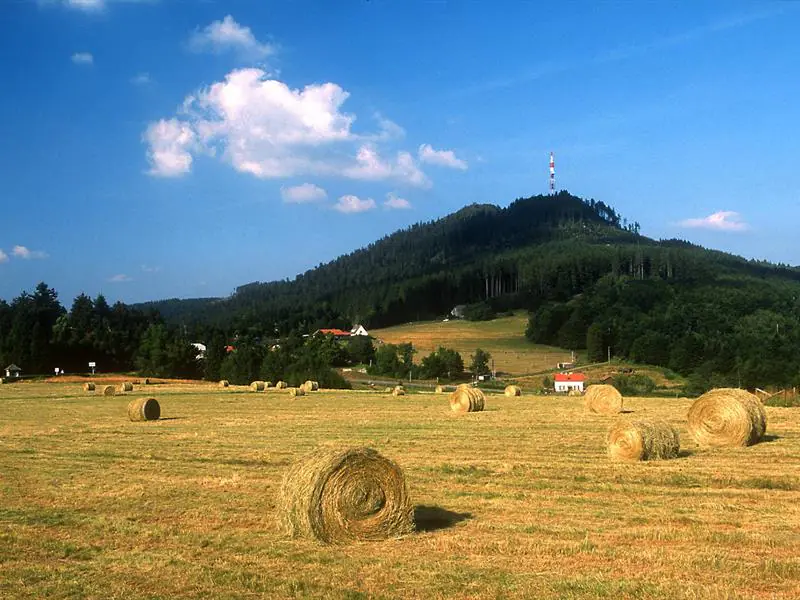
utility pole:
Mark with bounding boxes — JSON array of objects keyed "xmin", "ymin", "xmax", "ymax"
[{"xmin": 607, "ymin": 346, "xmax": 611, "ymax": 364}]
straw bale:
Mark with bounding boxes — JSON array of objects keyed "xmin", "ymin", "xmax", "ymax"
[
  {"xmin": 504, "ymin": 385, "xmax": 522, "ymax": 397},
  {"xmin": 120, "ymin": 382, "xmax": 134, "ymax": 393},
  {"xmin": 392, "ymin": 386, "xmax": 405, "ymax": 396},
  {"xmin": 304, "ymin": 380, "xmax": 319, "ymax": 392},
  {"xmin": 449, "ymin": 386, "xmax": 485, "ymax": 413},
  {"xmin": 584, "ymin": 384, "xmax": 623, "ymax": 414},
  {"xmin": 278, "ymin": 446, "xmax": 413, "ymax": 544},
  {"xmin": 264, "ymin": 381, "xmax": 273, "ymax": 388},
  {"xmin": 276, "ymin": 381, "xmax": 288, "ymax": 389},
  {"xmin": 127, "ymin": 397, "xmax": 161, "ymax": 422},
  {"xmin": 289, "ymin": 387, "xmax": 306, "ymax": 398},
  {"xmin": 84, "ymin": 382, "xmax": 96, "ymax": 392},
  {"xmin": 687, "ymin": 388, "xmax": 767, "ymax": 447},
  {"xmin": 383, "ymin": 386, "xmax": 393, "ymax": 393},
  {"xmin": 219, "ymin": 380, "xmax": 229, "ymax": 388},
  {"xmin": 434, "ymin": 385, "xmax": 444, "ymax": 393},
  {"xmin": 102, "ymin": 385, "xmax": 115, "ymax": 397},
  {"xmin": 250, "ymin": 381, "xmax": 266, "ymax": 392},
  {"xmin": 143, "ymin": 378, "xmax": 151, "ymax": 385},
  {"xmin": 607, "ymin": 419, "xmax": 680, "ymax": 461}
]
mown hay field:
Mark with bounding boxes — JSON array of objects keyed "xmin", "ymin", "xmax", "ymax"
[{"xmin": 1, "ymin": 381, "xmax": 799, "ymax": 599}]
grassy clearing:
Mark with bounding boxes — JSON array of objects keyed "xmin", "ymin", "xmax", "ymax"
[
  {"xmin": 371, "ymin": 312, "xmax": 572, "ymax": 375},
  {"xmin": 1, "ymin": 381, "xmax": 799, "ymax": 599}
]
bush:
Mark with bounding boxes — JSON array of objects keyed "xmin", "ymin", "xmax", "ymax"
[
  {"xmin": 611, "ymin": 373, "xmax": 656, "ymax": 396},
  {"xmin": 462, "ymin": 301, "xmax": 496, "ymax": 322}
]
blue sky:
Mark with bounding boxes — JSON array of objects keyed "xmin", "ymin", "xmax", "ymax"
[{"xmin": 1, "ymin": 1, "xmax": 799, "ymax": 305}]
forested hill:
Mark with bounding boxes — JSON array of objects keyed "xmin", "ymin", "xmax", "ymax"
[
  {"xmin": 142, "ymin": 192, "xmax": 641, "ymax": 329},
  {"xmin": 143, "ymin": 191, "xmax": 800, "ymax": 343}
]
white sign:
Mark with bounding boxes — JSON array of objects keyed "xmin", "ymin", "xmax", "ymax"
[{"xmin": 88, "ymin": 362, "xmax": 96, "ymax": 368}]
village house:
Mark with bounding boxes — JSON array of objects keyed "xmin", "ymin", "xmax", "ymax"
[
  {"xmin": 554, "ymin": 372, "xmax": 585, "ymax": 393},
  {"xmin": 350, "ymin": 324, "xmax": 369, "ymax": 337},
  {"xmin": 4, "ymin": 364, "xmax": 22, "ymax": 379},
  {"xmin": 313, "ymin": 328, "xmax": 351, "ymax": 340}
]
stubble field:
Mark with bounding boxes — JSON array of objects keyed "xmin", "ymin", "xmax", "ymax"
[{"xmin": 1, "ymin": 382, "xmax": 798, "ymax": 599}]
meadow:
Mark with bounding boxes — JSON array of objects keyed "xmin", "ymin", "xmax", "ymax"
[
  {"xmin": 370, "ymin": 312, "xmax": 572, "ymax": 376},
  {"xmin": 1, "ymin": 381, "xmax": 799, "ymax": 599}
]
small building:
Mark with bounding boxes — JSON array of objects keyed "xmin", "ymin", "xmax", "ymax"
[
  {"xmin": 557, "ymin": 361, "xmax": 575, "ymax": 370},
  {"xmin": 554, "ymin": 372, "xmax": 585, "ymax": 393},
  {"xmin": 350, "ymin": 324, "xmax": 369, "ymax": 337},
  {"xmin": 191, "ymin": 343, "xmax": 207, "ymax": 361},
  {"xmin": 450, "ymin": 305, "xmax": 467, "ymax": 319},
  {"xmin": 314, "ymin": 328, "xmax": 351, "ymax": 340},
  {"xmin": 4, "ymin": 364, "xmax": 21, "ymax": 379}
]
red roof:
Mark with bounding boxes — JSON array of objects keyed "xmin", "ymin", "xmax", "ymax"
[
  {"xmin": 318, "ymin": 328, "xmax": 351, "ymax": 337},
  {"xmin": 554, "ymin": 372, "xmax": 585, "ymax": 382}
]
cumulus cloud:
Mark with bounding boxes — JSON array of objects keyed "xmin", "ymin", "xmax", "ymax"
[
  {"xmin": 281, "ymin": 183, "xmax": 327, "ymax": 204},
  {"xmin": 334, "ymin": 195, "xmax": 376, "ymax": 214},
  {"xmin": 64, "ymin": 0, "xmax": 104, "ymax": 10},
  {"xmin": 188, "ymin": 15, "xmax": 275, "ymax": 61},
  {"xmin": 143, "ymin": 118, "xmax": 196, "ymax": 177},
  {"xmin": 144, "ymin": 68, "xmax": 430, "ymax": 187},
  {"xmin": 71, "ymin": 52, "xmax": 94, "ymax": 65},
  {"xmin": 418, "ymin": 144, "xmax": 468, "ymax": 170},
  {"xmin": 384, "ymin": 192, "xmax": 411, "ymax": 210},
  {"xmin": 12, "ymin": 246, "xmax": 48, "ymax": 259},
  {"xmin": 342, "ymin": 145, "xmax": 430, "ymax": 187},
  {"xmin": 0, "ymin": 249, "xmax": 8, "ymax": 264},
  {"xmin": 679, "ymin": 211, "xmax": 749, "ymax": 231},
  {"xmin": 131, "ymin": 72, "xmax": 151, "ymax": 85},
  {"xmin": 108, "ymin": 274, "xmax": 132, "ymax": 282}
]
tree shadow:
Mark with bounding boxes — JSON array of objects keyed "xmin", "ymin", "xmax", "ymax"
[
  {"xmin": 760, "ymin": 434, "xmax": 780, "ymax": 443},
  {"xmin": 620, "ymin": 409, "xmax": 635, "ymax": 414},
  {"xmin": 677, "ymin": 449, "xmax": 695, "ymax": 458},
  {"xmin": 158, "ymin": 417, "xmax": 183, "ymax": 421},
  {"xmin": 414, "ymin": 505, "xmax": 472, "ymax": 533}
]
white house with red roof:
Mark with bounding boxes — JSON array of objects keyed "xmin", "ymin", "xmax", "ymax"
[
  {"xmin": 314, "ymin": 328, "xmax": 351, "ymax": 340},
  {"xmin": 554, "ymin": 372, "xmax": 585, "ymax": 393}
]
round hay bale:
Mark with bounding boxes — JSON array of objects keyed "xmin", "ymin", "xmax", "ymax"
[
  {"xmin": 449, "ymin": 386, "xmax": 485, "ymax": 413},
  {"xmin": 275, "ymin": 381, "xmax": 288, "ymax": 389},
  {"xmin": 120, "ymin": 382, "xmax": 134, "ymax": 393},
  {"xmin": 687, "ymin": 388, "xmax": 767, "ymax": 447},
  {"xmin": 250, "ymin": 381, "xmax": 266, "ymax": 392},
  {"xmin": 607, "ymin": 419, "xmax": 680, "ymax": 461},
  {"xmin": 127, "ymin": 397, "xmax": 161, "ymax": 422},
  {"xmin": 303, "ymin": 380, "xmax": 319, "ymax": 391},
  {"xmin": 278, "ymin": 446, "xmax": 414, "ymax": 544},
  {"xmin": 383, "ymin": 386, "xmax": 393, "ymax": 393},
  {"xmin": 83, "ymin": 382, "xmax": 96, "ymax": 392},
  {"xmin": 143, "ymin": 378, "xmax": 151, "ymax": 385},
  {"xmin": 584, "ymin": 384, "xmax": 623, "ymax": 414},
  {"xmin": 289, "ymin": 387, "xmax": 306, "ymax": 398},
  {"xmin": 102, "ymin": 385, "xmax": 115, "ymax": 397},
  {"xmin": 219, "ymin": 380, "xmax": 229, "ymax": 388},
  {"xmin": 264, "ymin": 381, "xmax": 273, "ymax": 388},
  {"xmin": 392, "ymin": 386, "xmax": 405, "ymax": 396},
  {"xmin": 434, "ymin": 385, "xmax": 444, "ymax": 393},
  {"xmin": 504, "ymin": 385, "xmax": 522, "ymax": 397}
]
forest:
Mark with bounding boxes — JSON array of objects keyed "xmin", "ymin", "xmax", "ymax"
[{"xmin": 4, "ymin": 193, "xmax": 800, "ymax": 391}]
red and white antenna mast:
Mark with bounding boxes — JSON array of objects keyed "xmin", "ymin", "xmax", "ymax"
[{"xmin": 549, "ymin": 152, "xmax": 555, "ymax": 194}]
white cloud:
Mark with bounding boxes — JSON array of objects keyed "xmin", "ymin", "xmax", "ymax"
[
  {"xmin": 281, "ymin": 183, "xmax": 327, "ymax": 204},
  {"xmin": 143, "ymin": 118, "xmax": 196, "ymax": 177},
  {"xmin": 0, "ymin": 249, "xmax": 8, "ymax": 264},
  {"xmin": 71, "ymin": 52, "xmax": 94, "ymax": 65},
  {"xmin": 108, "ymin": 274, "xmax": 132, "ymax": 282},
  {"xmin": 189, "ymin": 15, "xmax": 275, "ymax": 61},
  {"xmin": 343, "ymin": 144, "xmax": 430, "ymax": 187},
  {"xmin": 131, "ymin": 73, "xmax": 151, "ymax": 85},
  {"xmin": 418, "ymin": 144, "xmax": 468, "ymax": 170},
  {"xmin": 144, "ymin": 68, "xmax": 430, "ymax": 187},
  {"xmin": 12, "ymin": 245, "xmax": 48, "ymax": 259},
  {"xmin": 334, "ymin": 195, "xmax": 376, "ymax": 214},
  {"xmin": 384, "ymin": 192, "xmax": 411, "ymax": 210},
  {"xmin": 679, "ymin": 211, "xmax": 749, "ymax": 231},
  {"xmin": 141, "ymin": 264, "xmax": 161, "ymax": 273},
  {"xmin": 65, "ymin": 0, "xmax": 104, "ymax": 10}
]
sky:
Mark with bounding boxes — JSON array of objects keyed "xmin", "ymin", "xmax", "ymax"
[{"xmin": 1, "ymin": 0, "xmax": 799, "ymax": 306}]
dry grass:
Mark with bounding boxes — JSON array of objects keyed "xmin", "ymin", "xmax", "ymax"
[{"xmin": 1, "ymin": 381, "xmax": 799, "ymax": 599}]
